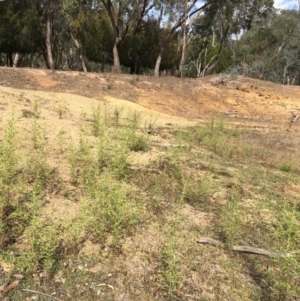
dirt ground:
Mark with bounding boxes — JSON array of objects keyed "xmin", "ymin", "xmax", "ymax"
[
  {"xmin": 1, "ymin": 66, "xmax": 300, "ymax": 161},
  {"xmin": 1, "ymin": 66, "xmax": 300, "ymax": 126},
  {"xmin": 1, "ymin": 67, "xmax": 300, "ymax": 300}
]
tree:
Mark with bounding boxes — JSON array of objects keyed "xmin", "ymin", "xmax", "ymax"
[
  {"xmin": 153, "ymin": 0, "xmax": 217, "ymax": 77},
  {"xmin": 61, "ymin": 0, "xmax": 92, "ymax": 71},
  {"xmin": 235, "ymin": 9, "xmax": 300, "ymax": 84},
  {"xmin": 182, "ymin": 0, "xmax": 274, "ymax": 77},
  {"xmin": 0, "ymin": 0, "xmax": 43, "ymax": 67},
  {"xmin": 100, "ymin": 0, "xmax": 154, "ymax": 73}
]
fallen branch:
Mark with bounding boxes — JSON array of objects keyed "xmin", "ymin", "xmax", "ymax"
[
  {"xmin": 22, "ymin": 289, "xmax": 63, "ymax": 301},
  {"xmin": 1, "ymin": 280, "xmax": 19, "ymax": 294},
  {"xmin": 128, "ymin": 166, "xmax": 162, "ymax": 174},
  {"xmin": 291, "ymin": 113, "xmax": 299, "ymax": 123},
  {"xmin": 224, "ymin": 111, "xmax": 237, "ymax": 115},
  {"xmin": 197, "ymin": 237, "xmax": 299, "ymax": 258},
  {"xmin": 150, "ymin": 142, "xmax": 186, "ymax": 148}
]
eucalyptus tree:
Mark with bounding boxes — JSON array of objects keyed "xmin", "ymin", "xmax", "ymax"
[
  {"xmin": 99, "ymin": 0, "xmax": 155, "ymax": 73},
  {"xmin": 61, "ymin": 0, "xmax": 93, "ymax": 71},
  {"xmin": 182, "ymin": 0, "xmax": 274, "ymax": 77},
  {"xmin": 40, "ymin": 0, "xmax": 63, "ymax": 69},
  {"xmin": 0, "ymin": 0, "xmax": 43, "ymax": 67},
  {"xmin": 152, "ymin": 0, "xmax": 219, "ymax": 77},
  {"xmin": 235, "ymin": 9, "xmax": 300, "ymax": 84}
]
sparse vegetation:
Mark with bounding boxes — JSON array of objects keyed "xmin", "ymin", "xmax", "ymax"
[
  {"xmin": 0, "ymin": 97, "xmax": 300, "ymax": 301},
  {"xmin": 56, "ymin": 103, "xmax": 66, "ymax": 119}
]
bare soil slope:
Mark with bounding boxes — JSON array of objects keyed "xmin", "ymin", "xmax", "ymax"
[
  {"xmin": 1, "ymin": 67, "xmax": 300, "ymax": 126},
  {"xmin": 2, "ymin": 66, "xmax": 300, "ymax": 160}
]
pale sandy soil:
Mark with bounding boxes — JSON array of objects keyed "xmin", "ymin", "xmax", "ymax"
[{"xmin": 1, "ymin": 67, "xmax": 300, "ymax": 300}]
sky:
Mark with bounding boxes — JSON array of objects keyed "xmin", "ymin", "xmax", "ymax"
[
  {"xmin": 274, "ymin": 0, "xmax": 298, "ymax": 9},
  {"xmin": 196, "ymin": 0, "xmax": 299, "ymax": 10}
]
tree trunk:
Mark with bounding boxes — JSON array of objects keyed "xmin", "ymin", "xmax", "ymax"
[
  {"xmin": 45, "ymin": 13, "xmax": 54, "ymax": 70},
  {"xmin": 70, "ymin": 31, "xmax": 87, "ymax": 72},
  {"xmin": 178, "ymin": 26, "xmax": 187, "ymax": 77},
  {"xmin": 7, "ymin": 52, "xmax": 13, "ymax": 67},
  {"xmin": 153, "ymin": 1, "xmax": 210, "ymax": 77},
  {"xmin": 178, "ymin": 1, "xmax": 188, "ymax": 77},
  {"xmin": 30, "ymin": 52, "xmax": 34, "ymax": 68},
  {"xmin": 154, "ymin": 52, "xmax": 162, "ymax": 77},
  {"xmin": 12, "ymin": 53, "xmax": 20, "ymax": 67},
  {"xmin": 111, "ymin": 39, "xmax": 121, "ymax": 73},
  {"xmin": 206, "ymin": 25, "xmax": 229, "ymax": 74},
  {"xmin": 79, "ymin": 54, "xmax": 87, "ymax": 72}
]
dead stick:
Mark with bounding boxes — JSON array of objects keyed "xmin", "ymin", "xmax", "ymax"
[
  {"xmin": 291, "ymin": 115, "xmax": 299, "ymax": 122},
  {"xmin": 197, "ymin": 237, "xmax": 225, "ymax": 248},
  {"xmin": 150, "ymin": 142, "xmax": 186, "ymax": 148},
  {"xmin": 197, "ymin": 237, "xmax": 299, "ymax": 258},
  {"xmin": 22, "ymin": 289, "xmax": 63, "ymax": 301},
  {"xmin": 128, "ymin": 166, "xmax": 162, "ymax": 174},
  {"xmin": 224, "ymin": 111, "xmax": 237, "ymax": 115},
  {"xmin": 231, "ymin": 246, "xmax": 286, "ymax": 257}
]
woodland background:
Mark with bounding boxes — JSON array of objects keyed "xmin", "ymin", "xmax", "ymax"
[{"xmin": 0, "ymin": 0, "xmax": 299, "ymax": 85}]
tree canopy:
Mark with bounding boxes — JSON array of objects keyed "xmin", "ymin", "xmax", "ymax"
[{"xmin": 0, "ymin": 0, "xmax": 299, "ymax": 85}]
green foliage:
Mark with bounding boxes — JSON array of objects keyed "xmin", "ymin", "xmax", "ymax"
[
  {"xmin": 183, "ymin": 176, "xmax": 211, "ymax": 207},
  {"xmin": 0, "ymin": 0, "xmax": 284, "ymax": 77},
  {"xmin": 23, "ymin": 197, "xmax": 61, "ymax": 275},
  {"xmin": 280, "ymin": 160, "xmax": 293, "ymax": 172},
  {"xmin": 235, "ymin": 10, "xmax": 300, "ymax": 84},
  {"xmin": 127, "ymin": 133, "xmax": 149, "ymax": 152},
  {"xmin": 219, "ymin": 197, "xmax": 243, "ymax": 246},
  {"xmin": 185, "ymin": 37, "xmax": 232, "ymax": 77},
  {"xmin": 0, "ymin": 115, "xmax": 19, "ymax": 246},
  {"xmin": 82, "ymin": 174, "xmax": 142, "ymax": 247},
  {"xmin": 159, "ymin": 223, "xmax": 182, "ymax": 296}
]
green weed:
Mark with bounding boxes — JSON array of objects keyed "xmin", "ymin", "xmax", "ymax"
[
  {"xmin": 280, "ymin": 160, "xmax": 293, "ymax": 172},
  {"xmin": 218, "ymin": 197, "xmax": 243, "ymax": 246},
  {"xmin": 127, "ymin": 132, "xmax": 149, "ymax": 152},
  {"xmin": 91, "ymin": 105, "xmax": 105, "ymax": 137},
  {"xmin": 113, "ymin": 106, "xmax": 123, "ymax": 127},
  {"xmin": 82, "ymin": 174, "xmax": 142, "ymax": 247},
  {"xmin": 159, "ymin": 219, "xmax": 184, "ymax": 297},
  {"xmin": 182, "ymin": 175, "xmax": 212, "ymax": 207},
  {"xmin": 0, "ymin": 114, "xmax": 19, "ymax": 246},
  {"xmin": 26, "ymin": 117, "xmax": 53, "ymax": 193},
  {"xmin": 32, "ymin": 99, "xmax": 41, "ymax": 118},
  {"xmin": 126, "ymin": 110, "xmax": 142, "ymax": 129}
]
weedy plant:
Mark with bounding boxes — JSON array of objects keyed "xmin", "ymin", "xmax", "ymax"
[
  {"xmin": 144, "ymin": 117, "xmax": 157, "ymax": 134},
  {"xmin": 91, "ymin": 105, "xmax": 105, "ymax": 137},
  {"xmin": 126, "ymin": 110, "xmax": 142, "ymax": 130},
  {"xmin": 126, "ymin": 131, "xmax": 149, "ymax": 152},
  {"xmin": 159, "ymin": 220, "xmax": 183, "ymax": 297},
  {"xmin": 57, "ymin": 103, "xmax": 66, "ymax": 119},
  {"xmin": 113, "ymin": 106, "xmax": 124, "ymax": 127},
  {"xmin": 12, "ymin": 193, "xmax": 61, "ymax": 276},
  {"xmin": 218, "ymin": 194, "xmax": 243, "ymax": 247},
  {"xmin": 82, "ymin": 174, "xmax": 143, "ymax": 248},
  {"xmin": 182, "ymin": 175, "xmax": 212, "ymax": 207},
  {"xmin": 26, "ymin": 115, "xmax": 53, "ymax": 194},
  {"xmin": 0, "ymin": 114, "xmax": 19, "ymax": 246},
  {"xmin": 280, "ymin": 160, "xmax": 293, "ymax": 172},
  {"xmin": 32, "ymin": 99, "xmax": 41, "ymax": 118}
]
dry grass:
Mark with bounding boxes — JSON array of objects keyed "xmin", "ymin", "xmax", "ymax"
[{"xmin": 0, "ymin": 102, "xmax": 300, "ymax": 301}]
